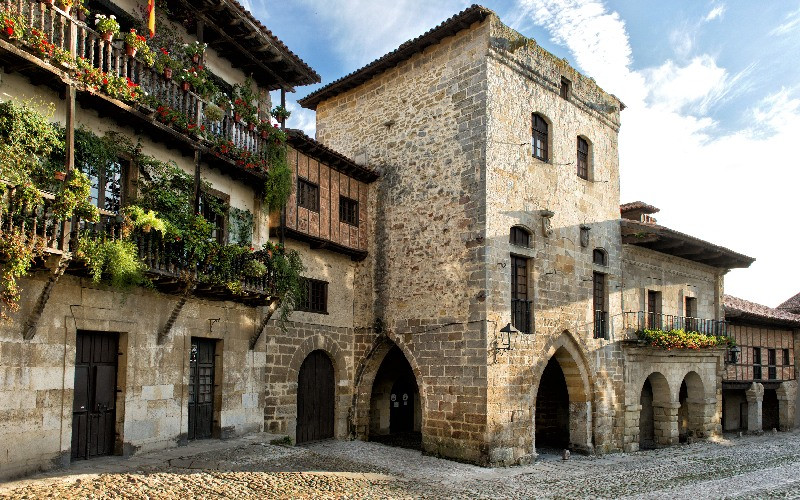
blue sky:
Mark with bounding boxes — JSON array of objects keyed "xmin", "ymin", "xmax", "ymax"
[{"xmin": 246, "ymin": 0, "xmax": 800, "ymax": 308}]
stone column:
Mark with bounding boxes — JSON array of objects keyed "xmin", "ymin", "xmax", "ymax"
[
  {"xmin": 777, "ymin": 381, "xmax": 797, "ymax": 431},
  {"xmin": 686, "ymin": 397, "xmax": 717, "ymax": 439},
  {"xmin": 745, "ymin": 382, "xmax": 764, "ymax": 434},
  {"xmin": 623, "ymin": 404, "xmax": 641, "ymax": 452},
  {"xmin": 568, "ymin": 401, "xmax": 593, "ymax": 453},
  {"xmin": 653, "ymin": 402, "xmax": 680, "ymax": 446}
]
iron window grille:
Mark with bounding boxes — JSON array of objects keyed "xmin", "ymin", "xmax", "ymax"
[
  {"xmin": 297, "ymin": 178, "xmax": 320, "ymax": 212},
  {"xmin": 339, "ymin": 195, "xmax": 359, "ymax": 226},
  {"xmin": 532, "ymin": 114, "xmax": 548, "ymax": 161},
  {"xmin": 577, "ymin": 137, "xmax": 589, "ymax": 179},
  {"xmin": 298, "ymin": 278, "xmax": 328, "ymax": 314}
]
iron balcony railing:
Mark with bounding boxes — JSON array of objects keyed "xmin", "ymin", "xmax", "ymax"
[
  {"xmin": 623, "ymin": 311, "xmax": 728, "ymax": 336},
  {"xmin": 594, "ymin": 310, "xmax": 608, "ymax": 339},
  {"xmin": 1, "ymin": 0, "xmax": 271, "ymax": 158},
  {"xmin": 511, "ymin": 298, "xmax": 532, "ymax": 334}
]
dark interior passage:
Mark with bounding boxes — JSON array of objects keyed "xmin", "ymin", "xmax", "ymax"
[
  {"xmin": 369, "ymin": 346, "xmax": 421, "ymax": 449},
  {"xmin": 535, "ymin": 357, "xmax": 569, "ymax": 449},
  {"xmin": 639, "ymin": 379, "xmax": 655, "ymax": 449},
  {"xmin": 763, "ymin": 389, "xmax": 779, "ymax": 431}
]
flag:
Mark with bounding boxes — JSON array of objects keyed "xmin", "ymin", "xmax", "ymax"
[{"xmin": 147, "ymin": 0, "xmax": 156, "ymax": 38}]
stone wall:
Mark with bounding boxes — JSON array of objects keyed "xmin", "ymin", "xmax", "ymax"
[{"xmin": 314, "ymin": 19, "xmax": 492, "ymax": 463}]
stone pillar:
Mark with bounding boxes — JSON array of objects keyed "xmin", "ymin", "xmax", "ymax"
[
  {"xmin": 568, "ymin": 401, "xmax": 593, "ymax": 453},
  {"xmin": 623, "ymin": 404, "xmax": 641, "ymax": 452},
  {"xmin": 777, "ymin": 381, "xmax": 797, "ymax": 431},
  {"xmin": 745, "ymin": 382, "xmax": 764, "ymax": 434},
  {"xmin": 686, "ymin": 397, "xmax": 717, "ymax": 439},
  {"xmin": 653, "ymin": 402, "xmax": 680, "ymax": 446}
]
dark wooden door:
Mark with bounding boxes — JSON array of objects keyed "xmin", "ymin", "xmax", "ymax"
[
  {"xmin": 72, "ymin": 331, "xmax": 118, "ymax": 460},
  {"xmin": 390, "ymin": 378, "xmax": 415, "ymax": 433},
  {"xmin": 188, "ymin": 338, "xmax": 215, "ymax": 440},
  {"xmin": 296, "ymin": 350, "xmax": 334, "ymax": 443}
]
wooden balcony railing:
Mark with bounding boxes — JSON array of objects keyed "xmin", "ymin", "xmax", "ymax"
[{"xmin": 1, "ymin": 0, "xmax": 269, "ymax": 162}]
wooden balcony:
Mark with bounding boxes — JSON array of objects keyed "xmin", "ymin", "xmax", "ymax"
[{"xmin": 0, "ymin": 0, "xmax": 277, "ymax": 183}]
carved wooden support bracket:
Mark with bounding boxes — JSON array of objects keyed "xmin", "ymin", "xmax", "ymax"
[
  {"xmin": 248, "ymin": 298, "xmax": 280, "ymax": 350},
  {"xmin": 23, "ymin": 254, "xmax": 72, "ymax": 341},
  {"xmin": 156, "ymin": 283, "xmax": 195, "ymax": 345}
]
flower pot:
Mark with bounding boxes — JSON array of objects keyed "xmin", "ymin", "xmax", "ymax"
[
  {"xmin": 163, "ymin": 67, "xmax": 173, "ymax": 80},
  {"xmin": 42, "ymin": 0, "xmax": 55, "ymax": 5},
  {"xmin": 233, "ymin": 112, "xmax": 241, "ymax": 123},
  {"xmin": 77, "ymin": 10, "xmax": 86, "ymax": 22},
  {"xmin": 125, "ymin": 44, "xmax": 137, "ymax": 58},
  {"xmin": 248, "ymin": 122, "xmax": 255, "ymax": 132},
  {"xmin": 192, "ymin": 53, "xmax": 200, "ymax": 64},
  {"xmin": 101, "ymin": 31, "xmax": 113, "ymax": 43},
  {"xmin": 260, "ymin": 130, "xmax": 268, "ymax": 139},
  {"xmin": 181, "ymin": 81, "xmax": 190, "ymax": 92},
  {"xmin": 54, "ymin": 171, "xmax": 66, "ymax": 181}
]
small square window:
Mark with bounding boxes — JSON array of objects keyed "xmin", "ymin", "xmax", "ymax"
[
  {"xmin": 510, "ymin": 227, "xmax": 530, "ymax": 247},
  {"xmin": 297, "ymin": 178, "xmax": 319, "ymax": 212},
  {"xmin": 593, "ymin": 249, "xmax": 607, "ymax": 266},
  {"xmin": 339, "ymin": 195, "xmax": 359, "ymax": 226},
  {"xmin": 298, "ymin": 278, "xmax": 328, "ymax": 314}
]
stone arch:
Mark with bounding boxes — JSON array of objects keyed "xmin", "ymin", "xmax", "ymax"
[
  {"xmin": 531, "ymin": 330, "xmax": 594, "ymax": 453},
  {"xmin": 638, "ymin": 372, "xmax": 674, "ymax": 448},
  {"xmin": 351, "ymin": 333, "xmax": 426, "ymax": 442},
  {"xmin": 678, "ymin": 370, "xmax": 714, "ymax": 441},
  {"xmin": 284, "ymin": 334, "xmax": 349, "ymax": 441}
]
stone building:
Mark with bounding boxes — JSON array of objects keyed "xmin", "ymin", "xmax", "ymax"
[
  {"xmin": 299, "ymin": 5, "xmax": 754, "ymax": 464},
  {"xmin": 0, "ymin": 0, "xmax": 375, "ymax": 480},
  {"xmin": 722, "ymin": 295, "xmax": 799, "ymax": 433}
]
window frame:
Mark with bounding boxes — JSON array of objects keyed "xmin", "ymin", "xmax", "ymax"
[
  {"xmin": 593, "ymin": 271, "xmax": 607, "ymax": 339},
  {"xmin": 577, "ymin": 137, "xmax": 589, "ymax": 180},
  {"xmin": 80, "ymin": 154, "xmax": 132, "ymax": 214},
  {"xmin": 297, "ymin": 278, "xmax": 328, "ymax": 314},
  {"xmin": 510, "ymin": 226, "xmax": 531, "ymax": 248},
  {"xmin": 560, "ymin": 77, "xmax": 571, "ymax": 100},
  {"xmin": 297, "ymin": 177, "xmax": 320, "ymax": 213},
  {"xmin": 593, "ymin": 248, "xmax": 607, "ymax": 266},
  {"xmin": 753, "ymin": 347, "xmax": 762, "ymax": 380},
  {"xmin": 198, "ymin": 188, "xmax": 229, "ymax": 245},
  {"xmin": 532, "ymin": 113, "xmax": 549, "ymax": 162},
  {"xmin": 511, "ymin": 254, "xmax": 531, "ymax": 334},
  {"xmin": 339, "ymin": 195, "xmax": 359, "ymax": 227}
]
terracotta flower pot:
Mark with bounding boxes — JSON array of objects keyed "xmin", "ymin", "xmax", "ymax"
[
  {"xmin": 181, "ymin": 81, "xmax": 191, "ymax": 92},
  {"xmin": 192, "ymin": 53, "xmax": 200, "ymax": 64},
  {"xmin": 54, "ymin": 171, "xmax": 66, "ymax": 181},
  {"xmin": 101, "ymin": 31, "xmax": 113, "ymax": 43},
  {"xmin": 42, "ymin": 0, "xmax": 55, "ymax": 5},
  {"xmin": 260, "ymin": 130, "xmax": 268, "ymax": 139},
  {"xmin": 233, "ymin": 112, "xmax": 241, "ymax": 123},
  {"xmin": 163, "ymin": 67, "xmax": 173, "ymax": 80},
  {"xmin": 77, "ymin": 10, "xmax": 86, "ymax": 22},
  {"xmin": 248, "ymin": 122, "xmax": 256, "ymax": 132},
  {"xmin": 125, "ymin": 44, "xmax": 137, "ymax": 58}
]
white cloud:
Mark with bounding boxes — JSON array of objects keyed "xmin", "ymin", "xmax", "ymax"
[
  {"xmin": 770, "ymin": 7, "xmax": 800, "ymax": 36},
  {"xmin": 513, "ymin": 0, "xmax": 800, "ymax": 306},
  {"xmin": 704, "ymin": 4, "xmax": 725, "ymax": 22}
]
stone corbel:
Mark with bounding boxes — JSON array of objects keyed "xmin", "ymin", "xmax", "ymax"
[
  {"xmin": 540, "ymin": 210, "xmax": 554, "ymax": 237},
  {"xmin": 579, "ymin": 224, "xmax": 591, "ymax": 247}
]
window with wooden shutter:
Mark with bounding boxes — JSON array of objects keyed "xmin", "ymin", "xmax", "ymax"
[
  {"xmin": 532, "ymin": 114, "xmax": 548, "ymax": 161},
  {"xmin": 577, "ymin": 137, "xmax": 589, "ymax": 179}
]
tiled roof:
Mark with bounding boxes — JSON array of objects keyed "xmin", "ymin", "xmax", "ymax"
[
  {"xmin": 298, "ymin": 4, "xmax": 494, "ymax": 110},
  {"xmin": 620, "ymin": 201, "xmax": 660, "ymax": 214},
  {"xmin": 724, "ymin": 295, "xmax": 800, "ymax": 327},
  {"xmin": 286, "ymin": 129, "xmax": 379, "ymax": 183},
  {"xmin": 777, "ymin": 292, "xmax": 800, "ymax": 313}
]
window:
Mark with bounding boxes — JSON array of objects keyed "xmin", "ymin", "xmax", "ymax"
[
  {"xmin": 199, "ymin": 193, "xmax": 226, "ymax": 244},
  {"xmin": 80, "ymin": 157, "xmax": 123, "ymax": 212},
  {"xmin": 577, "ymin": 137, "xmax": 589, "ymax": 180},
  {"xmin": 560, "ymin": 77, "xmax": 570, "ymax": 100},
  {"xmin": 593, "ymin": 248, "xmax": 607, "ymax": 266},
  {"xmin": 593, "ymin": 272, "xmax": 607, "ymax": 339},
  {"xmin": 297, "ymin": 178, "xmax": 319, "ymax": 212},
  {"xmin": 510, "ymin": 226, "xmax": 530, "ymax": 247},
  {"xmin": 684, "ymin": 297, "xmax": 697, "ymax": 331},
  {"xmin": 532, "ymin": 114, "xmax": 548, "ymax": 161},
  {"xmin": 511, "ymin": 255, "xmax": 531, "ymax": 333},
  {"xmin": 784, "ymin": 349, "xmax": 791, "ymax": 366},
  {"xmin": 339, "ymin": 195, "xmax": 359, "ymax": 226},
  {"xmin": 298, "ymin": 278, "xmax": 328, "ymax": 314},
  {"xmin": 753, "ymin": 347, "xmax": 762, "ymax": 380},
  {"xmin": 647, "ymin": 290, "xmax": 661, "ymax": 329},
  {"xmin": 768, "ymin": 349, "xmax": 777, "ymax": 380}
]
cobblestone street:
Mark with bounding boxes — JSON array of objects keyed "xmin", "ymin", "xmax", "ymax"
[{"xmin": 2, "ymin": 431, "xmax": 800, "ymax": 499}]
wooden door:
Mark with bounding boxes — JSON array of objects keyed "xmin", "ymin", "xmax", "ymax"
[
  {"xmin": 296, "ymin": 350, "xmax": 334, "ymax": 443},
  {"xmin": 390, "ymin": 378, "xmax": 415, "ymax": 434},
  {"xmin": 188, "ymin": 338, "xmax": 215, "ymax": 440},
  {"xmin": 72, "ymin": 331, "xmax": 118, "ymax": 460}
]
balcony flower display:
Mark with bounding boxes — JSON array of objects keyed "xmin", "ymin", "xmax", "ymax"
[
  {"xmin": 0, "ymin": 9, "xmax": 26, "ymax": 40},
  {"xmin": 183, "ymin": 41, "xmax": 207, "ymax": 64},
  {"xmin": 232, "ymin": 77, "xmax": 257, "ymax": 124},
  {"xmin": 154, "ymin": 47, "xmax": 183, "ymax": 79},
  {"xmin": 637, "ymin": 328, "xmax": 735, "ymax": 350},
  {"xmin": 123, "ymin": 29, "xmax": 152, "ymax": 64},
  {"xmin": 94, "ymin": 14, "xmax": 119, "ymax": 42},
  {"xmin": 55, "ymin": 0, "xmax": 73, "ymax": 14},
  {"xmin": 271, "ymin": 105, "xmax": 291, "ymax": 122},
  {"xmin": 204, "ymin": 103, "xmax": 223, "ymax": 122}
]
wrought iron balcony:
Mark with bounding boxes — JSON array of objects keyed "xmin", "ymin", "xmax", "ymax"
[
  {"xmin": 511, "ymin": 298, "xmax": 532, "ymax": 334},
  {"xmin": 623, "ymin": 311, "xmax": 728, "ymax": 336}
]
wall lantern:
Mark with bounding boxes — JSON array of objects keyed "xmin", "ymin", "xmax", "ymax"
[
  {"xmin": 727, "ymin": 345, "xmax": 741, "ymax": 365},
  {"xmin": 496, "ymin": 322, "xmax": 518, "ymax": 351}
]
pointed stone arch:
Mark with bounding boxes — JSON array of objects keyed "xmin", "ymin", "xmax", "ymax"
[{"xmin": 531, "ymin": 330, "xmax": 594, "ymax": 453}]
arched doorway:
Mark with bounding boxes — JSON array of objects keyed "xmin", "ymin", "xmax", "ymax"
[
  {"xmin": 535, "ymin": 357, "xmax": 569, "ymax": 449},
  {"xmin": 763, "ymin": 389, "xmax": 779, "ymax": 431},
  {"xmin": 369, "ymin": 345, "xmax": 421, "ymax": 449},
  {"xmin": 533, "ymin": 343, "xmax": 592, "ymax": 453},
  {"xmin": 678, "ymin": 371, "xmax": 706, "ymax": 441},
  {"xmin": 296, "ymin": 350, "xmax": 335, "ymax": 444},
  {"xmin": 639, "ymin": 372, "xmax": 671, "ymax": 448}
]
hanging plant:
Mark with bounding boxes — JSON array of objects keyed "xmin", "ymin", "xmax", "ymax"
[
  {"xmin": 271, "ymin": 105, "xmax": 291, "ymax": 122},
  {"xmin": 77, "ymin": 236, "xmax": 145, "ymax": 288},
  {"xmin": 94, "ymin": 14, "xmax": 119, "ymax": 41}
]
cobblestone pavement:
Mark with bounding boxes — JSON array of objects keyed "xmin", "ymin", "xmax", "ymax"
[{"xmin": 2, "ymin": 431, "xmax": 800, "ymax": 498}]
